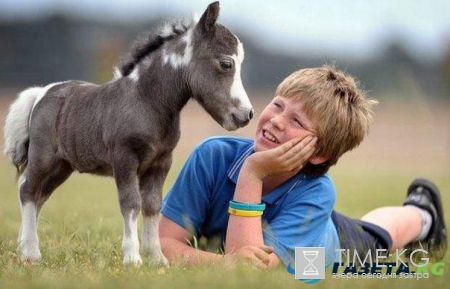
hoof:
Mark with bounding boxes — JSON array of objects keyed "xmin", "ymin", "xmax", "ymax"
[
  {"xmin": 21, "ymin": 250, "xmax": 41, "ymax": 263},
  {"xmin": 123, "ymin": 254, "xmax": 143, "ymax": 267},
  {"xmin": 148, "ymin": 253, "xmax": 170, "ymax": 267},
  {"xmin": 20, "ymin": 241, "xmax": 41, "ymax": 263}
]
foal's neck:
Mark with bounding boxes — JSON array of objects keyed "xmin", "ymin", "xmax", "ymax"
[{"xmin": 131, "ymin": 61, "xmax": 191, "ymax": 117}]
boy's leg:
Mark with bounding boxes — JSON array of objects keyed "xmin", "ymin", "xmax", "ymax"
[
  {"xmin": 361, "ymin": 179, "xmax": 447, "ymax": 261},
  {"xmin": 361, "ymin": 206, "xmax": 422, "ymax": 250}
]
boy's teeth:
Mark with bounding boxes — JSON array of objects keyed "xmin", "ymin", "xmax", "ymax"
[{"xmin": 263, "ymin": 130, "xmax": 278, "ymax": 143}]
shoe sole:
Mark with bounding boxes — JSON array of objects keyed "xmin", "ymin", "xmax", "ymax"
[
  {"xmin": 407, "ymin": 178, "xmax": 447, "ymax": 260},
  {"xmin": 407, "ymin": 178, "xmax": 446, "ymax": 233}
]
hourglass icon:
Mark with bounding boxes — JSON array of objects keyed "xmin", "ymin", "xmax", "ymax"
[{"xmin": 302, "ymin": 251, "xmax": 319, "ymax": 275}]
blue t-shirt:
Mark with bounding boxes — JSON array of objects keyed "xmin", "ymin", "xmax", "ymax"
[{"xmin": 162, "ymin": 136, "xmax": 340, "ymax": 266}]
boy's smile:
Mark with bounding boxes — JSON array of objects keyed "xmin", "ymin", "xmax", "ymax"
[{"xmin": 254, "ymin": 96, "xmax": 317, "ymax": 152}]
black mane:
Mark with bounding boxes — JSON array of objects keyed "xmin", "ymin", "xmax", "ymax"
[{"xmin": 118, "ymin": 17, "xmax": 195, "ymax": 76}]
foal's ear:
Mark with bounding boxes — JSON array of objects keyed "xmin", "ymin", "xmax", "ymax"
[{"xmin": 199, "ymin": 2, "xmax": 220, "ymax": 33}]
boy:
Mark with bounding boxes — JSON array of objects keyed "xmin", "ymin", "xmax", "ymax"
[{"xmin": 159, "ymin": 65, "xmax": 447, "ymax": 268}]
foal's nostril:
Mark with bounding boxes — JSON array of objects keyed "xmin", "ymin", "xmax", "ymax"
[
  {"xmin": 248, "ymin": 109, "xmax": 254, "ymax": 120},
  {"xmin": 231, "ymin": 113, "xmax": 250, "ymax": 128}
]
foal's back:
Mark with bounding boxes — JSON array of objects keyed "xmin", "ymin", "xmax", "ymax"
[{"xmin": 31, "ymin": 79, "xmax": 157, "ymax": 176}]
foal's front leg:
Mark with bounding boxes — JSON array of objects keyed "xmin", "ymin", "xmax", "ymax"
[
  {"xmin": 139, "ymin": 157, "xmax": 171, "ymax": 267},
  {"xmin": 112, "ymin": 151, "xmax": 142, "ymax": 266}
]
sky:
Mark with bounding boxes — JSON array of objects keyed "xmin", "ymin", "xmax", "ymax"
[{"xmin": 1, "ymin": 0, "xmax": 449, "ymax": 60}]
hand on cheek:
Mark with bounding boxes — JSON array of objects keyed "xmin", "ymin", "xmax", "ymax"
[{"xmin": 246, "ymin": 135, "xmax": 318, "ymax": 179}]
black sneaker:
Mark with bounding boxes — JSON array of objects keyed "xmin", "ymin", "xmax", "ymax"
[{"xmin": 403, "ymin": 179, "xmax": 447, "ymax": 262}]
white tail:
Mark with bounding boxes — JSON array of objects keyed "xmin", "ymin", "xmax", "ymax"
[{"xmin": 3, "ymin": 87, "xmax": 43, "ymax": 167}]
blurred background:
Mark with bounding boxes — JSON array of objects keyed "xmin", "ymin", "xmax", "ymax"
[
  {"xmin": 1, "ymin": 0, "xmax": 450, "ymax": 96},
  {"xmin": 0, "ymin": 0, "xmax": 449, "ymax": 220},
  {"xmin": 0, "ymin": 2, "xmax": 449, "ymax": 286}
]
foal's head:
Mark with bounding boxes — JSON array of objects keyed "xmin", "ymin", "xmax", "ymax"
[
  {"xmin": 188, "ymin": 2, "xmax": 253, "ymax": 131},
  {"xmin": 117, "ymin": 2, "xmax": 253, "ymax": 131}
]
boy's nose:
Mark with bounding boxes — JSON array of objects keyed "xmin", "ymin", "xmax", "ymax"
[{"xmin": 270, "ymin": 115, "xmax": 285, "ymax": 130}]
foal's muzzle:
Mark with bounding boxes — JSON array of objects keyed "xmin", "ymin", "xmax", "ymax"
[{"xmin": 231, "ymin": 108, "xmax": 254, "ymax": 127}]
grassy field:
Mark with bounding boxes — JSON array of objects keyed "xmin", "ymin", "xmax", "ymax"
[{"xmin": 0, "ymin": 93, "xmax": 449, "ymax": 288}]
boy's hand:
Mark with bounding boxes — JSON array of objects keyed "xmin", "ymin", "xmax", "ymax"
[
  {"xmin": 225, "ymin": 245, "xmax": 274, "ymax": 269},
  {"xmin": 245, "ymin": 135, "xmax": 317, "ymax": 180}
]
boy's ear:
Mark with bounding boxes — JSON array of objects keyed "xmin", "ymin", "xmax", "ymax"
[{"xmin": 309, "ymin": 155, "xmax": 328, "ymax": 165}]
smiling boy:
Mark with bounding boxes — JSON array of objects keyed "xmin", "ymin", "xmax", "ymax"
[{"xmin": 159, "ymin": 65, "xmax": 447, "ymax": 268}]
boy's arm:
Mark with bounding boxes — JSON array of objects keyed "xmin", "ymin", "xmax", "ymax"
[
  {"xmin": 159, "ymin": 216, "xmax": 276, "ymax": 267},
  {"xmin": 159, "ymin": 216, "xmax": 224, "ymax": 265},
  {"xmin": 226, "ymin": 166, "xmax": 281, "ymax": 268},
  {"xmin": 225, "ymin": 136, "xmax": 317, "ymax": 268}
]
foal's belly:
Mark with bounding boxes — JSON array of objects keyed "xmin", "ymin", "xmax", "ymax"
[
  {"xmin": 81, "ymin": 164, "xmax": 113, "ymax": 176},
  {"xmin": 56, "ymin": 118, "xmax": 110, "ymax": 174},
  {"xmin": 59, "ymin": 143, "xmax": 112, "ymax": 175}
]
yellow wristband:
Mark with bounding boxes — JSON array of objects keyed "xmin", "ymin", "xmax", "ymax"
[{"xmin": 228, "ymin": 207, "xmax": 263, "ymax": 217}]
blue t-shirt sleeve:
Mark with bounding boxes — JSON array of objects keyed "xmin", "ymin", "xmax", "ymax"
[
  {"xmin": 262, "ymin": 179, "xmax": 335, "ymax": 266},
  {"xmin": 161, "ymin": 145, "xmax": 213, "ymax": 234}
]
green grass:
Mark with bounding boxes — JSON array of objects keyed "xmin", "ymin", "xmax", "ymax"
[{"xmin": 0, "ymin": 156, "xmax": 449, "ymax": 288}]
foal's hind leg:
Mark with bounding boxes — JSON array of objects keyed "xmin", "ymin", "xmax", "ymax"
[
  {"xmin": 36, "ymin": 161, "xmax": 73, "ymax": 220},
  {"xmin": 18, "ymin": 160, "xmax": 72, "ymax": 262},
  {"xmin": 139, "ymin": 156, "xmax": 171, "ymax": 267},
  {"xmin": 112, "ymin": 149, "xmax": 142, "ymax": 266},
  {"xmin": 17, "ymin": 172, "xmax": 30, "ymax": 254},
  {"xmin": 17, "ymin": 162, "xmax": 72, "ymax": 250},
  {"xmin": 17, "ymin": 155, "xmax": 55, "ymax": 262}
]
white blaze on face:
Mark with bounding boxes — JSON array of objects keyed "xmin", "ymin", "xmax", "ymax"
[{"xmin": 230, "ymin": 40, "xmax": 252, "ymax": 111}]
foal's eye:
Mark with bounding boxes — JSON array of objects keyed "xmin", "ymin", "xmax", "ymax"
[{"xmin": 219, "ymin": 61, "xmax": 233, "ymax": 70}]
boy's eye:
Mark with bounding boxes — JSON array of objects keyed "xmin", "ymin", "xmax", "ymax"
[
  {"xmin": 293, "ymin": 118, "xmax": 303, "ymax": 127},
  {"xmin": 273, "ymin": 102, "xmax": 281, "ymax": 108}
]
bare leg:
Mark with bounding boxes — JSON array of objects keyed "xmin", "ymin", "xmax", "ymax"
[
  {"xmin": 361, "ymin": 206, "xmax": 422, "ymax": 251},
  {"xmin": 139, "ymin": 156, "xmax": 171, "ymax": 266},
  {"xmin": 113, "ymin": 149, "xmax": 142, "ymax": 266}
]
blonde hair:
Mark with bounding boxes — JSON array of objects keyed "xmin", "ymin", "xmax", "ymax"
[{"xmin": 276, "ymin": 65, "xmax": 378, "ymax": 176}]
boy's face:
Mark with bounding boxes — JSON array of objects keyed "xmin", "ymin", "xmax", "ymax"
[{"xmin": 254, "ymin": 95, "xmax": 317, "ymax": 152}]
